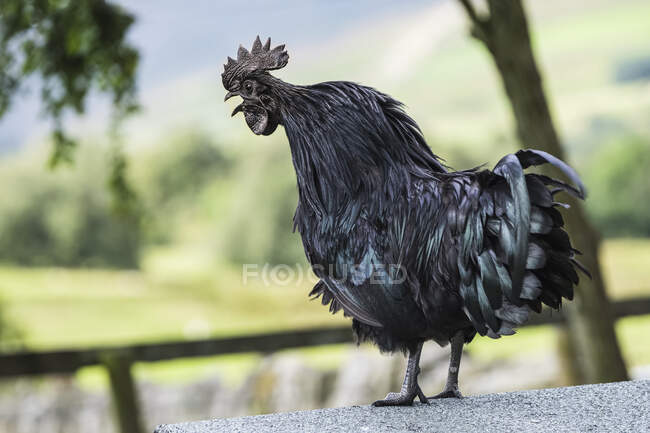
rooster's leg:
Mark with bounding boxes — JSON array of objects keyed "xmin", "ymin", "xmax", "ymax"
[
  {"xmin": 372, "ymin": 341, "xmax": 428, "ymax": 406},
  {"xmin": 429, "ymin": 330, "xmax": 464, "ymax": 399}
]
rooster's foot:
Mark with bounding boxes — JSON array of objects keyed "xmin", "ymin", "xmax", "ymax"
[
  {"xmin": 372, "ymin": 385, "xmax": 428, "ymax": 407},
  {"xmin": 429, "ymin": 385, "xmax": 463, "ymax": 399}
]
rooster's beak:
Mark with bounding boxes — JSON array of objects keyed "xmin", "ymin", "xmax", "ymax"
[
  {"xmin": 224, "ymin": 91, "xmax": 238, "ymax": 102},
  {"xmin": 231, "ymin": 103, "xmax": 244, "ymax": 117}
]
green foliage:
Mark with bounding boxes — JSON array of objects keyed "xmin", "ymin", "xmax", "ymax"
[
  {"xmin": 0, "ymin": 133, "xmax": 234, "ymax": 268},
  {"xmin": 223, "ymin": 145, "xmax": 306, "ymax": 266},
  {"xmin": 0, "ymin": 0, "xmax": 139, "ymax": 165},
  {"xmin": 144, "ymin": 134, "xmax": 231, "ymax": 208},
  {"xmin": 0, "ymin": 299, "xmax": 22, "ymax": 352},
  {"xmin": 0, "ymin": 148, "xmax": 140, "ymax": 268},
  {"xmin": 136, "ymin": 133, "xmax": 232, "ymax": 245},
  {"xmin": 108, "ymin": 145, "xmax": 141, "ymax": 219},
  {"xmin": 583, "ymin": 136, "xmax": 650, "ymax": 237}
]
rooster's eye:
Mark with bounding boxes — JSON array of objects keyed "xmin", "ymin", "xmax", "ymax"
[{"xmin": 244, "ymin": 81, "xmax": 254, "ymax": 94}]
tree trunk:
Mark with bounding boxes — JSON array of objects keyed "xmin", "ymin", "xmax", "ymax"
[{"xmin": 456, "ymin": 0, "xmax": 628, "ymax": 383}]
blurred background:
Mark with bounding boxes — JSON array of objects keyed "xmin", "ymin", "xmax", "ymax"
[{"xmin": 0, "ymin": 0, "xmax": 649, "ymax": 432}]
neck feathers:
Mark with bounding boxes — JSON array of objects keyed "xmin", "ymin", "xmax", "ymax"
[{"xmin": 280, "ymin": 81, "xmax": 446, "ymax": 216}]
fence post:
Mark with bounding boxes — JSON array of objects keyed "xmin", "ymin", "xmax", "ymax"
[{"xmin": 102, "ymin": 352, "xmax": 144, "ymax": 433}]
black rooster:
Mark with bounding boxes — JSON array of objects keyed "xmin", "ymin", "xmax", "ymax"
[{"xmin": 223, "ymin": 37, "xmax": 588, "ymax": 406}]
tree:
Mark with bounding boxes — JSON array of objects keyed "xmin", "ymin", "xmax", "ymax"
[
  {"xmin": 456, "ymin": 0, "xmax": 628, "ymax": 383},
  {"xmin": 0, "ymin": 0, "xmax": 142, "ymax": 350},
  {"xmin": 0, "ymin": 0, "xmax": 139, "ymax": 209}
]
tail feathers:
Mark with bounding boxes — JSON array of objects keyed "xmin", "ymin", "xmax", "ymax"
[
  {"xmin": 525, "ymin": 191, "xmax": 589, "ymax": 313},
  {"xmin": 472, "ymin": 149, "xmax": 590, "ymax": 338},
  {"xmin": 515, "ymin": 149, "xmax": 586, "ymax": 199},
  {"xmin": 537, "ymin": 174, "xmax": 585, "ymax": 200},
  {"xmin": 493, "ymin": 153, "xmax": 530, "ymax": 301},
  {"xmin": 521, "ymin": 272, "xmax": 542, "ymax": 300},
  {"xmin": 571, "ymin": 257, "xmax": 592, "ymax": 279},
  {"xmin": 487, "ymin": 299, "xmax": 532, "ymax": 338}
]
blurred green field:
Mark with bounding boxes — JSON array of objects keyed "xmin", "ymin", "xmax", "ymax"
[
  {"xmin": 0, "ymin": 238, "xmax": 648, "ymax": 387},
  {"xmin": 0, "ymin": 249, "xmax": 342, "ymax": 351}
]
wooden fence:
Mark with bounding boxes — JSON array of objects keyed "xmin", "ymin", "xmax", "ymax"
[{"xmin": 1, "ymin": 297, "xmax": 649, "ymax": 433}]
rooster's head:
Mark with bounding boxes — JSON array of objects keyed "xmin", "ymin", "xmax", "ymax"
[{"xmin": 222, "ymin": 36, "xmax": 289, "ymax": 136}]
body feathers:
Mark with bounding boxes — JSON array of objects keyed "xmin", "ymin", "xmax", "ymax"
[{"xmin": 281, "ymin": 80, "xmax": 586, "ymax": 352}]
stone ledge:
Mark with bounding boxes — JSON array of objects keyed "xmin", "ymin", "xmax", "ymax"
[{"xmin": 155, "ymin": 380, "xmax": 649, "ymax": 433}]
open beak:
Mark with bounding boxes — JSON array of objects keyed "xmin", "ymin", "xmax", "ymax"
[{"xmin": 224, "ymin": 91, "xmax": 238, "ymax": 102}]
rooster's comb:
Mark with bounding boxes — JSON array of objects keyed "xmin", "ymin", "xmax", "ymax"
[{"xmin": 222, "ymin": 36, "xmax": 289, "ymax": 91}]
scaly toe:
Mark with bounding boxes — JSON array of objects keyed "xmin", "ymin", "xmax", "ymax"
[
  {"xmin": 429, "ymin": 387, "xmax": 463, "ymax": 399},
  {"xmin": 372, "ymin": 391, "xmax": 416, "ymax": 407}
]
